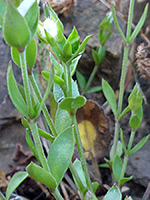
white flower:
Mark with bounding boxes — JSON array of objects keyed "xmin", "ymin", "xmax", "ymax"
[{"xmin": 43, "ymin": 18, "xmax": 58, "ymax": 38}]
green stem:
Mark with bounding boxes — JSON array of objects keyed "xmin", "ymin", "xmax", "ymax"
[
  {"xmin": 19, "ymin": 51, "xmax": 32, "ymax": 112},
  {"xmin": 126, "ymin": 0, "xmax": 135, "ymax": 41},
  {"xmin": 72, "ymin": 114, "xmax": 93, "ymax": 193},
  {"xmin": 52, "ymin": 188, "xmax": 64, "ymax": 200},
  {"xmin": 118, "ymin": 105, "xmax": 131, "ymax": 121},
  {"xmin": 111, "ymin": 120, "xmax": 120, "ymax": 159},
  {"xmin": 29, "ymin": 74, "xmax": 57, "ymax": 137},
  {"xmin": 85, "ymin": 65, "xmax": 98, "ymax": 91},
  {"xmin": 29, "ymin": 121, "xmax": 49, "ymax": 171},
  {"xmin": 0, "ymin": 192, "xmax": 6, "ymax": 200},
  {"xmin": 63, "ymin": 63, "xmax": 72, "ymax": 97},
  {"xmin": 117, "ymin": 46, "xmax": 130, "ymax": 117}
]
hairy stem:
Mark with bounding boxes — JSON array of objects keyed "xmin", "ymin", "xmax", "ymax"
[{"xmin": 19, "ymin": 51, "xmax": 32, "ymax": 112}]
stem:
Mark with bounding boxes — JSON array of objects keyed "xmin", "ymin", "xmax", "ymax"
[
  {"xmin": 117, "ymin": 46, "xmax": 130, "ymax": 116},
  {"xmin": 19, "ymin": 51, "xmax": 32, "ymax": 112},
  {"xmin": 63, "ymin": 63, "xmax": 72, "ymax": 97},
  {"xmin": 126, "ymin": 0, "xmax": 135, "ymax": 41},
  {"xmin": 72, "ymin": 114, "xmax": 93, "ymax": 192},
  {"xmin": 29, "ymin": 74, "xmax": 57, "ymax": 137},
  {"xmin": 52, "ymin": 188, "xmax": 64, "ymax": 200},
  {"xmin": 85, "ymin": 65, "xmax": 98, "ymax": 91},
  {"xmin": 111, "ymin": 120, "xmax": 120, "ymax": 159},
  {"xmin": 29, "ymin": 121, "xmax": 49, "ymax": 171}
]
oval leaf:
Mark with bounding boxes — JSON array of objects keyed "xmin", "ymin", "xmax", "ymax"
[
  {"xmin": 71, "ymin": 96, "xmax": 86, "ymax": 110},
  {"xmin": 26, "ymin": 162, "xmax": 57, "ymax": 190},
  {"xmin": 3, "ymin": 1, "xmax": 30, "ymax": 48},
  {"xmin": 102, "ymin": 79, "xmax": 117, "ymax": 118},
  {"xmin": 7, "ymin": 63, "xmax": 28, "ymax": 118},
  {"xmin": 26, "ymin": 39, "xmax": 37, "ymax": 69},
  {"xmin": 6, "ymin": 172, "xmax": 28, "ymax": 200},
  {"xmin": 103, "ymin": 185, "xmax": 122, "ymax": 200},
  {"xmin": 112, "ymin": 155, "xmax": 122, "ymax": 182},
  {"xmin": 48, "ymin": 127, "xmax": 75, "ymax": 184}
]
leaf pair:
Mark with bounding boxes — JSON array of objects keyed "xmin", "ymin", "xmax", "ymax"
[
  {"xmin": 59, "ymin": 96, "xmax": 86, "ymax": 113},
  {"xmin": 112, "ymin": 4, "xmax": 148, "ymax": 43}
]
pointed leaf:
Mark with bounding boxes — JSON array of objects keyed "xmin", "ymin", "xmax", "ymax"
[
  {"xmin": 129, "ymin": 106, "xmax": 143, "ymax": 131},
  {"xmin": 102, "ymin": 79, "xmax": 117, "ymax": 117},
  {"xmin": 71, "ymin": 55, "xmax": 82, "ymax": 76},
  {"xmin": 26, "ymin": 162, "xmax": 57, "ymax": 189},
  {"xmin": 112, "ymin": 155, "xmax": 123, "ymax": 182},
  {"xmin": 3, "ymin": 1, "xmax": 30, "ymax": 48},
  {"xmin": 129, "ymin": 135, "xmax": 149, "ymax": 155},
  {"xmin": 120, "ymin": 129, "xmax": 127, "ymax": 154},
  {"xmin": 92, "ymin": 182, "xmax": 100, "ymax": 194},
  {"xmin": 53, "ymin": 84, "xmax": 64, "ymax": 102},
  {"xmin": 112, "ymin": 6, "xmax": 126, "ymax": 42},
  {"xmin": 110, "ymin": 141, "xmax": 123, "ymax": 161},
  {"xmin": 92, "ymin": 49, "xmax": 100, "ymax": 65},
  {"xmin": 50, "ymin": 53, "xmax": 63, "ymax": 76},
  {"xmin": 38, "ymin": 128, "xmax": 55, "ymax": 142},
  {"xmin": 119, "ymin": 176, "xmax": 133, "ymax": 185},
  {"xmin": 63, "ymin": 40, "xmax": 72, "ymax": 61},
  {"xmin": 7, "ymin": 63, "xmax": 28, "ymax": 118},
  {"xmin": 103, "ymin": 185, "xmax": 122, "ymax": 200},
  {"xmin": 48, "ymin": 127, "xmax": 75, "ymax": 184},
  {"xmin": 6, "ymin": 172, "xmax": 28, "ymax": 200},
  {"xmin": 129, "ymin": 4, "xmax": 149, "ymax": 43}
]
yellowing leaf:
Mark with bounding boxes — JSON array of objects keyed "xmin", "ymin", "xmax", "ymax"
[
  {"xmin": 78, "ymin": 120, "xmax": 97, "ymax": 158},
  {"xmin": 76, "ymin": 100, "xmax": 111, "ymax": 160}
]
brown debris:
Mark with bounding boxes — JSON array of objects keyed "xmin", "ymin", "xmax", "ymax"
[
  {"xmin": 47, "ymin": 0, "xmax": 77, "ymax": 16},
  {"xmin": 136, "ymin": 43, "xmax": 150, "ymax": 81}
]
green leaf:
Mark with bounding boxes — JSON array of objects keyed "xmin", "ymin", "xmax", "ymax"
[
  {"xmin": 69, "ymin": 35, "xmax": 91, "ymax": 62},
  {"xmin": 6, "ymin": 172, "xmax": 28, "ymax": 200},
  {"xmin": 92, "ymin": 182, "xmax": 99, "ymax": 194},
  {"xmin": 3, "ymin": 1, "xmax": 30, "ymax": 48},
  {"xmin": 11, "ymin": 39, "xmax": 37, "ymax": 69},
  {"xmin": 103, "ymin": 185, "xmax": 122, "ymax": 200},
  {"xmin": 112, "ymin": 6, "xmax": 126, "ymax": 42},
  {"xmin": 55, "ymin": 108, "xmax": 72, "ymax": 134},
  {"xmin": 63, "ymin": 40, "xmax": 72, "ymax": 61},
  {"xmin": 71, "ymin": 55, "xmax": 82, "ymax": 76},
  {"xmin": 73, "ymin": 159, "xmax": 87, "ymax": 188},
  {"xmin": 53, "ymin": 84, "xmax": 64, "ymax": 102},
  {"xmin": 92, "ymin": 49, "xmax": 100, "ymax": 65},
  {"xmin": 76, "ymin": 71, "xmax": 86, "ymax": 90},
  {"xmin": 26, "ymin": 39, "xmax": 37, "ymax": 69},
  {"xmin": 129, "ymin": 4, "xmax": 149, "ymax": 43},
  {"xmin": 128, "ymin": 84, "xmax": 143, "ymax": 110},
  {"xmin": 72, "ymin": 79, "xmax": 80, "ymax": 98},
  {"xmin": 17, "ymin": 0, "xmax": 35, "ymax": 16},
  {"xmin": 38, "ymin": 128, "xmax": 55, "ymax": 142},
  {"xmin": 26, "ymin": 162, "xmax": 57, "ymax": 189},
  {"xmin": 68, "ymin": 27, "xmax": 80, "ymax": 54},
  {"xmin": 86, "ymin": 86, "xmax": 102, "ymax": 93},
  {"xmin": 7, "ymin": 63, "xmax": 28, "ymax": 118},
  {"xmin": 129, "ymin": 135, "xmax": 149, "ymax": 155},
  {"xmin": 119, "ymin": 176, "xmax": 133, "ymax": 185},
  {"xmin": 129, "ymin": 106, "xmax": 143, "ymax": 131},
  {"xmin": 59, "ymin": 96, "xmax": 86, "ymax": 113},
  {"xmin": 112, "ymin": 155, "xmax": 122, "ymax": 182},
  {"xmin": 102, "ymin": 79, "xmax": 117, "ymax": 118},
  {"xmin": 42, "ymin": 71, "xmax": 65, "ymax": 87},
  {"xmin": 0, "ymin": 0, "xmax": 6, "ymax": 27},
  {"xmin": 48, "ymin": 127, "xmax": 75, "ymax": 184}
]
